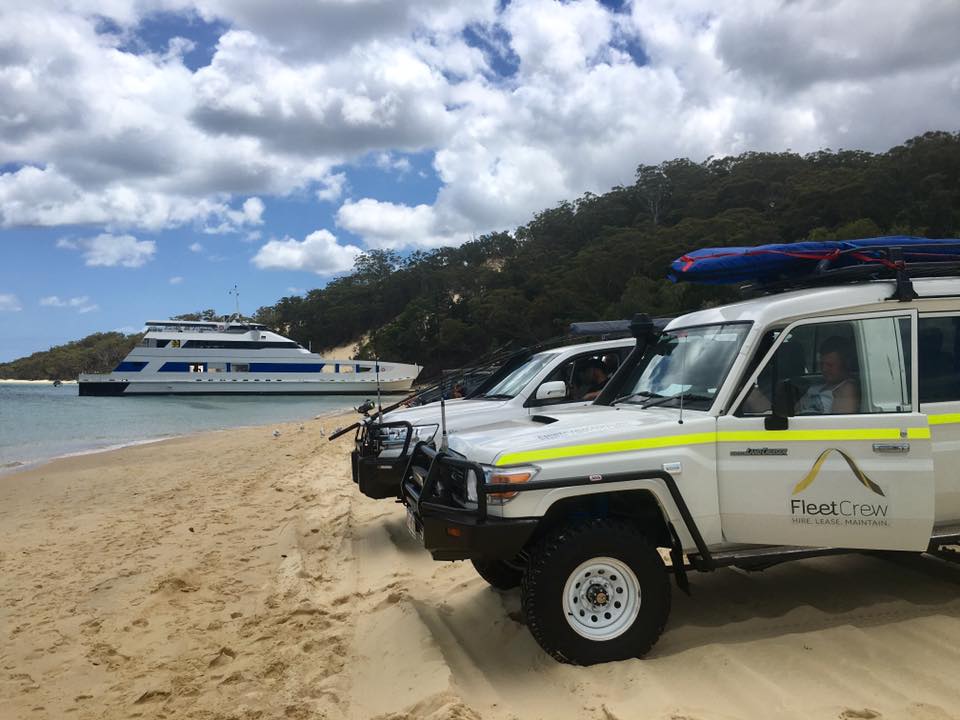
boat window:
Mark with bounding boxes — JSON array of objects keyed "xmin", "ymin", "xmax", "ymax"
[
  {"xmin": 181, "ymin": 340, "xmax": 300, "ymax": 349},
  {"xmin": 233, "ymin": 364, "xmax": 249, "ymax": 373},
  {"xmin": 615, "ymin": 323, "xmax": 751, "ymax": 411}
]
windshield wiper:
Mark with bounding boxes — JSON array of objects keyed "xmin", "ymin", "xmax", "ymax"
[
  {"xmin": 612, "ymin": 390, "xmax": 661, "ymax": 405},
  {"xmin": 640, "ymin": 392, "xmax": 713, "ymax": 410},
  {"xmin": 480, "ymin": 393, "xmax": 514, "ymax": 400}
]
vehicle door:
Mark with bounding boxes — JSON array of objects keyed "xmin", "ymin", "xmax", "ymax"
[
  {"xmin": 524, "ymin": 347, "xmax": 630, "ymax": 412},
  {"xmin": 917, "ymin": 312, "xmax": 960, "ymax": 524},
  {"xmin": 716, "ymin": 310, "xmax": 934, "ymax": 551}
]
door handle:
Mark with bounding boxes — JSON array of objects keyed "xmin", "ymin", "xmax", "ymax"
[{"xmin": 872, "ymin": 442, "xmax": 910, "ymax": 454}]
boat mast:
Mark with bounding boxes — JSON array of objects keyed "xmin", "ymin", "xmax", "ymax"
[{"xmin": 229, "ymin": 284, "xmax": 240, "ymax": 320}]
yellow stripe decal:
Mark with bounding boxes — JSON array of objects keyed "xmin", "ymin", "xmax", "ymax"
[
  {"xmin": 928, "ymin": 413, "xmax": 960, "ymax": 426},
  {"xmin": 495, "ymin": 426, "xmax": 931, "ymax": 466},
  {"xmin": 496, "ymin": 432, "xmax": 716, "ymax": 466},
  {"xmin": 716, "ymin": 428, "xmax": 927, "ymax": 442}
]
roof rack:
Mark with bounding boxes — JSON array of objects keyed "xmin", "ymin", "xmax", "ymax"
[{"xmin": 744, "ymin": 242, "xmax": 960, "ymax": 301}]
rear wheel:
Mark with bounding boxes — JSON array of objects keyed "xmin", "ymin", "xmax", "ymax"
[
  {"xmin": 471, "ymin": 556, "xmax": 524, "ymax": 590},
  {"xmin": 522, "ymin": 518, "xmax": 671, "ymax": 665}
]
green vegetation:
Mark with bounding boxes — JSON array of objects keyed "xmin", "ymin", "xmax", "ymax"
[
  {"xmin": 255, "ymin": 131, "xmax": 960, "ymax": 374},
  {"xmin": 0, "ymin": 332, "xmax": 141, "ymax": 380}
]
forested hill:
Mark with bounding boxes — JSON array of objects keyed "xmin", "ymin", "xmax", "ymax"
[
  {"xmin": 0, "ymin": 332, "xmax": 141, "ymax": 381},
  {"xmin": 254, "ymin": 131, "xmax": 960, "ymax": 375}
]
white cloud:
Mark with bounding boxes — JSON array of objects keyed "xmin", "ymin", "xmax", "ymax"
[
  {"xmin": 0, "ymin": 294, "xmax": 22, "ymax": 312},
  {"xmin": 373, "ymin": 152, "xmax": 412, "ymax": 174},
  {"xmin": 189, "ymin": 242, "xmax": 204, "ymax": 253},
  {"xmin": 286, "ymin": 286, "xmax": 306, "ymax": 295},
  {"xmin": 0, "ymin": 0, "xmax": 958, "ymax": 253},
  {"xmin": 316, "ymin": 173, "xmax": 347, "ymax": 202},
  {"xmin": 57, "ymin": 234, "xmax": 157, "ymax": 267},
  {"xmin": 39, "ymin": 295, "xmax": 98, "ymax": 313},
  {"xmin": 252, "ymin": 229, "xmax": 362, "ymax": 274},
  {"xmin": 336, "ymin": 198, "xmax": 471, "ymax": 249},
  {"xmin": 169, "ymin": 276, "xmax": 184, "ymax": 285}
]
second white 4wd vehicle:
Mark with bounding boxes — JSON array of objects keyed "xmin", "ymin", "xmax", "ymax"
[
  {"xmin": 401, "ymin": 241, "xmax": 960, "ymax": 665},
  {"xmin": 349, "ymin": 334, "xmax": 639, "ymax": 500}
]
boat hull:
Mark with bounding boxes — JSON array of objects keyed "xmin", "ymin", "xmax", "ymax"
[{"xmin": 78, "ymin": 375, "xmax": 415, "ymax": 396}]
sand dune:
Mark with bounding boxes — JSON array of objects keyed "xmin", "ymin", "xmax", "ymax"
[{"xmin": 2, "ymin": 417, "xmax": 960, "ymax": 719}]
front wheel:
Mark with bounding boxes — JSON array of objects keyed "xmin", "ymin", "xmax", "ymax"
[
  {"xmin": 471, "ymin": 556, "xmax": 524, "ymax": 590},
  {"xmin": 522, "ymin": 518, "xmax": 671, "ymax": 665}
]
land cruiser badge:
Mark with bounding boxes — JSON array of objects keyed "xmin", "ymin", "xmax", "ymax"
[{"xmin": 730, "ymin": 447, "xmax": 788, "ymax": 456}]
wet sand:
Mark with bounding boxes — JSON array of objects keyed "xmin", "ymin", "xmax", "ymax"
[{"xmin": 2, "ymin": 415, "xmax": 960, "ymax": 719}]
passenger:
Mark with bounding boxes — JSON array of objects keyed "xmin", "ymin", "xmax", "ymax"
[
  {"xmin": 576, "ymin": 358, "xmax": 610, "ymax": 401},
  {"xmin": 795, "ymin": 336, "xmax": 859, "ymax": 414},
  {"xmin": 601, "ymin": 354, "xmax": 620, "ymax": 376}
]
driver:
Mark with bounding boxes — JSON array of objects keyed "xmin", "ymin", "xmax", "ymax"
[
  {"xmin": 795, "ymin": 336, "xmax": 859, "ymax": 414},
  {"xmin": 576, "ymin": 358, "xmax": 610, "ymax": 401}
]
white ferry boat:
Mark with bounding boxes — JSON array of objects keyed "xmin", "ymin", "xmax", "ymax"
[{"xmin": 78, "ymin": 320, "xmax": 420, "ymax": 396}]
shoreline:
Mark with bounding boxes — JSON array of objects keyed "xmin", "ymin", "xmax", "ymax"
[
  {"xmin": 0, "ymin": 406, "xmax": 356, "ymax": 480},
  {"xmin": 0, "ymin": 378, "xmax": 77, "ymax": 384}
]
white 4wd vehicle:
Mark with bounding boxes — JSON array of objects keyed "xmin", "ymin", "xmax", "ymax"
[
  {"xmin": 402, "ymin": 276, "xmax": 960, "ymax": 665},
  {"xmin": 350, "ymin": 337, "xmax": 635, "ymax": 500}
]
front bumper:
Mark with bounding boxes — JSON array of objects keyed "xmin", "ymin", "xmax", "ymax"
[
  {"xmin": 401, "ymin": 444, "xmax": 538, "ymax": 561},
  {"xmin": 351, "ymin": 420, "xmax": 415, "ymax": 500}
]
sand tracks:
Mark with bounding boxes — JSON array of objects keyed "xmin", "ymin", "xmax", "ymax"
[{"xmin": 4, "ymin": 419, "xmax": 960, "ymax": 719}]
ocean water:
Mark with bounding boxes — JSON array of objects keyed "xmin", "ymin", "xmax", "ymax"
[{"xmin": 0, "ymin": 383, "xmax": 359, "ymax": 470}]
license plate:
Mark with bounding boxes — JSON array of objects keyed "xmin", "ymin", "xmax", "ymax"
[{"xmin": 405, "ymin": 508, "xmax": 422, "ymax": 542}]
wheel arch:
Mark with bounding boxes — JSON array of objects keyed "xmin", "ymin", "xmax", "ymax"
[{"xmin": 529, "ymin": 485, "xmax": 676, "ymax": 549}]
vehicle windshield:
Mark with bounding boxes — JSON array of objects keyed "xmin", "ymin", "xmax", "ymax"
[
  {"xmin": 481, "ymin": 352, "xmax": 556, "ymax": 399},
  {"xmin": 614, "ymin": 323, "xmax": 751, "ymax": 411}
]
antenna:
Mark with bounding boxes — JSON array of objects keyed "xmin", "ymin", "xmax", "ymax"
[
  {"xmin": 375, "ymin": 356, "xmax": 382, "ymax": 415},
  {"xmin": 439, "ymin": 369, "xmax": 449, "ymax": 451},
  {"xmin": 678, "ymin": 331, "xmax": 686, "ymax": 425},
  {"xmin": 229, "ymin": 285, "xmax": 240, "ymax": 319}
]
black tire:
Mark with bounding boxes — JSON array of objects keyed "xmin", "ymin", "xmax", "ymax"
[
  {"xmin": 471, "ymin": 556, "xmax": 524, "ymax": 590},
  {"xmin": 522, "ymin": 518, "xmax": 671, "ymax": 665}
]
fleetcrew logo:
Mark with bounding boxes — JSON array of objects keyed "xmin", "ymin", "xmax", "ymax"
[{"xmin": 789, "ymin": 448, "xmax": 889, "ymax": 527}]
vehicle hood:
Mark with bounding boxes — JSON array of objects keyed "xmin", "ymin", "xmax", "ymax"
[
  {"xmin": 375, "ymin": 397, "xmax": 510, "ymax": 430},
  {"xmin": 447, "ymin": 406, "xmax": 705, "ymax": 466}
]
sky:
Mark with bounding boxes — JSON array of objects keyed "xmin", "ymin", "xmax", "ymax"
[{"xmin": 1, "ymin": 0, "xmax": 959, "ymax": 361}]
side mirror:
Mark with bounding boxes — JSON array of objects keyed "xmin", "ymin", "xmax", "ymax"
[
  {"xmin": 765, "ymin": 380, "xmax": 797, "ymax": 430},
  {"xmin": 535, "ymin": 380, "xmax": 568, "ymax": 402}
]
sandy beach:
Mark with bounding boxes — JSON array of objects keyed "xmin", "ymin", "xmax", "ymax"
[{"xmin": 3, "ymin": 416, "xmax": 960, "ymax": 720}]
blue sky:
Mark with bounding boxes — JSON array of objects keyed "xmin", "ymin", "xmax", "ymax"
[{"xmin": 2, "ymin": 0, "xmax": 958, "ymax": 362}]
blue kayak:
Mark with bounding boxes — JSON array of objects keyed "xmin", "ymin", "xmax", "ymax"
[{"xmin": 668, "ymin": 236, "xmax": 960, "ymax": 285}]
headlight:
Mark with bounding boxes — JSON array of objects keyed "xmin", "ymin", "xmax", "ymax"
[
  {"xmin": 411, "ymin": 423, "xmax": 439, "ymax": 443},
  {"xmin": 482, "ymin": 464, "xmax": 539, "ymax": 503},
  {"xmin": 377, "ymin": 426, "xmax": 407, "ymax": 445},
  {"xmin": 377, "ymin": 423, "xmax": 438, "ymax": 447}
]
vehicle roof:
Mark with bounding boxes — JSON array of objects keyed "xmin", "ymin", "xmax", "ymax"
[
  {"xmin": 533, "ymin": 337, "xmax": 635, "ymax": 358},
  {"xmin": 667, "ymin": 277, "xmax": 960, "ymax": 331}
]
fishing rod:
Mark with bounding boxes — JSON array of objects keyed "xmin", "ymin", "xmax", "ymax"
[{"xmin": 327, "ymin": 320, "xmax": 643, "ymax": 442}]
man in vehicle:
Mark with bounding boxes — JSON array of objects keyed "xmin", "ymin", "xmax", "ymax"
[
  {"xmin": 794, "ymin": 336, "xmax": 859, "ymax": 414},
  {"xmin": 576, "ymin": 358, "xmax": 610, "ymax": 401},
  {"xmin": 745, "ymin": 335, "xmax": 859, "ymax": 415}
]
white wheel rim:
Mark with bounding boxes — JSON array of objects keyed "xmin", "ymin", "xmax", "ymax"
[{"xmin": 561, "ymin": 556, "xmax": 641, "ymax": 641}]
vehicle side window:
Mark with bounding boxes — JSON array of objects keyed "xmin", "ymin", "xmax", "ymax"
[
  {"xmin": 919, "ymin": 316, "xmax": 960, "ymax": 403},
  {"xmin": 739, "ymin": 316, "xmax": 912, "ymax": 416},
  {"xmin": 531, "ymin": 349, "xmax": 625, "ymax": 405}
]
